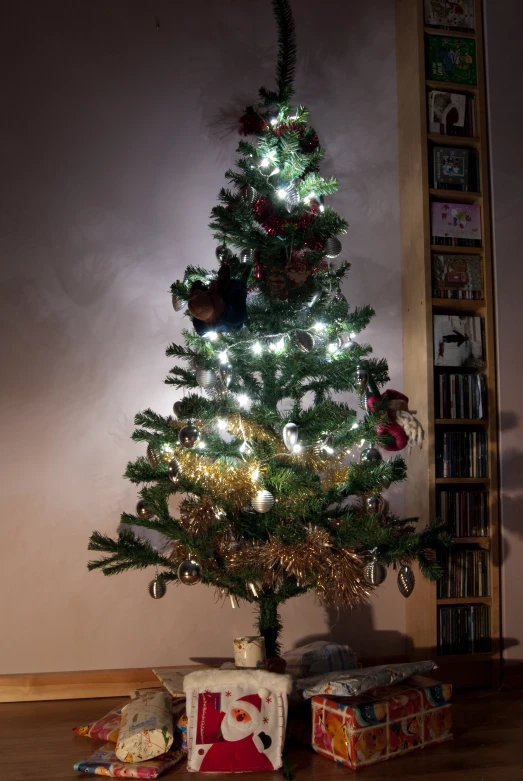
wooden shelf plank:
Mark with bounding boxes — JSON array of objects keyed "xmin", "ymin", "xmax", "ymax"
[
  {"xmin": 453, "ymin": 537, "xmax": 491, "ymax": 548},
  {"xmin": 435, "ymin": 418, "xmax": 488, "ymax": 425},
  {"xmin": 427, "ymin": 133, "xmax": 481, "ymax": 148},
  {"xmin": 430, "ymin": 244, "xmax": 482, "ymax": 253},
  {"xmin": 426, "ymin": 79, "xmax": 478, "ymax": 94},
  {"xmin": 436, "ymin": 477, "xmax": 490, "ymax": 484},
  {"xmin": 429, "ymin": 187, "xmax": 482, "ymax": 203},
  {"xmin": 432, "ymin": 298, "xmax": 485, "ymax": 312},
  {"xmin": 424, "ymin": 26, "xmax": 477, "ymax": 40},
  {"xmin": 437, "ymin": 596, "xmax": 491, "ymax": 604}
]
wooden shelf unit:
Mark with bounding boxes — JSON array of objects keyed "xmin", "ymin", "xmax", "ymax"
[{"xmin": 396, "ymin": 0, "xmax": 501, "ymax": 687}]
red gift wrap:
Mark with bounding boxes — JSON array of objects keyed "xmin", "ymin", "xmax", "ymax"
[{"xmin": 311, "ymin": 675, "xmax": 452, "ymax": 769}]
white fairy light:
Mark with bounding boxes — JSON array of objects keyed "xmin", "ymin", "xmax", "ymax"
[
  {"xmin": 350, "ymin": 332, "xmax": 357, "ymax": 339},
  {"xmin": 238, "ymin": 394, "xmax": 250, "ymax": 408},
  {"xmin": 198, "ymin": 440, "xmax": 206, "ymax": 449},
  {"xmin": 327, "ymin": 342, "xmax": 338, "ymax": 354},
  {"xmin": 293, "ymin": 443, "xmax": 302, "ymax": 454},
  {"xmin": 269, "ymin": 167, "xmax": 280, "ymax": 177},
  {"xmin": 324, "ymin": 445, "xmax": 334, "ymax": 455},
  {"xmin": 351, "ymin": 422, "xmax": 359, "ymax": 430},
  {"xmin": 313, "ymin": 321, "xmax": 325, "ymax": 332},
  {"xmin": 251, "ymin": 466, "xmax": 260, "ymax": 482},
  {"xmin": 239, "ymin": 441, "xmax": 252, "ymax": 454},
  {"xmin": 252, "ymin": 341, "xmax": 263, "ymax": 355},
  {"xmin": 319, "ymin": 202, "xmax": 325, "ymax": 212},
  {"xmin": 216, "ymin": 418, "xmax": 227, "ymax": 430},
  {"xmin": 360, "ymin": 439, "xmax": 366, "ymax": 447},
  {"xmin": 270, "ymin": 117, "xmax": 278, "ymax": 126},
  {"xmin": 260, "ymin": 157, "xmax": 270, "ymax": 168},
  {"xmin": 204, "ymin": 331, "xmax": 218, "ymax": 341},
  {"xmin": 277, "ymin": 187, "xmax": 288, "ymax": 199},
  {"xmin": 218, "ymin": 350, "xmax": 228, "ymax": 362}
]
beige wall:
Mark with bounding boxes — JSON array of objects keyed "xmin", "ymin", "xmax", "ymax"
[
  {"xmin": 0, "ymin": 0, "xmax": 406, "ymax": 674},
  {"xmin": 485, "ymin": 1, "xmax": 523, "ymax": 661}
]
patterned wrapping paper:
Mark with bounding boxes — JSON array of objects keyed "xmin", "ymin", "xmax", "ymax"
[
  {"xmin": 74, "ymin": 743, "xmax": 186, "ymax": 778},
  {"xmin": 73, "ymin": 703, "xmax": 124, "ymax": 742},
  {"xmin": 282, "ymin": 641, "xmax": 358, "ymax": 680},
  {"xmin": 298, "ymin": 660, "xmax": 436, "ymax": 699},
  {"xmin": 153, "ymin": 667, "xmax": 202, "ymax": 698},
  {"xmin": 115, "ymin": 691, "xmax": 174, "ymax": 763},
  {"xmin": 312, "ymin": 675, "xmax": 452, "ymax": 769}
]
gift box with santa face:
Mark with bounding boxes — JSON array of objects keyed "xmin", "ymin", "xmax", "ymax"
[
  {"xmin": 183, "ymin": 669, "xmax": 292, "ymax": 773},
  {"xmin": 311, "ymin": 675, "xmax": 452, "ymax": 769}
]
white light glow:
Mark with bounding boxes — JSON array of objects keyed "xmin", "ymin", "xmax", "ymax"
[
  {"xmin": 218, "ymin": 350, "xmax": 228, "ymax": 363},
  {"xmin": 319, "ymin": 203, "xmax": 325, "ymax": 212},
  {"xmin": 252, "ymin": 342, "xmax": 263, "ymax": 355},
  {"xmin": 324, "ymin": 446, "xmax": 334, "ymax": 455},
  {"xmin": 327, "ymin": 342, "xmax": 338, "ymax": 354},
  {"xmin": 239, "ymin": 441, "xmax": 251, "ymax": 454},
  {"xmin": 351, "ymin": 422, "xmax": 359, "ymax": 430},
  {"xmin": 269, "ymin": 167, "xmax": 280, "ymax": 177},
  {"xmin": 238, "ymin": 394, "xmax": 250, "ymax": 408},
  {"xmin": 360, "ymin": 439, "xmax": 366, "ymax": 447},
  {"xmin": 216, "ymin": 418, "xmax": 227, "ymax": 430},
  {"xmin": 350, "ymin": 332, "xmax": 357, "ymax": 339},
  {"xmin": 270, "ymin": 118, "xmax": 278, "ymax": 126},
  {"xmin": 251, "ymin": 467, "xmax": 260, "ymax": 482},
  {"xmin": 198, "ymin": 441, "xmax": 206, "ymax": 449},
  {"xmin": 205, "ymin": 331, "xmax": 218, "ymax": 341},
  {"xmin": 293, "ymin": 443, "xmax": 302, "ymax": 454},
  {"xmin": 277, "ymin": 188, "xmax": 288, "ymax": 199},
  {"xmin": 269, "ymin": 337, "xmax": 285, "ymax": 352},
  {"xmin": 260, "ymin": 157, "xmax": 270, "ymax": 168},
  {"xmin": 313, "ymin": 321, "xmax": 325, "ymax": 332}
]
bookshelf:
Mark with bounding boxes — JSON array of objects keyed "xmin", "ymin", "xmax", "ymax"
[{"xmin": 396, "ymin": 0, "xmax": 501, "ymax": 687}]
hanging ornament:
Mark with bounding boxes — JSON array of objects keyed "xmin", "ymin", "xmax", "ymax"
[
  {"xmin": 397, "ymin": 562, "xmax": 415, "ymax": 597},
  {"xmin": 284, "ymin": 184, "xmax": 300, "ymax": 211},
  {"xmin": 333, "ymin": 289, "xmax": 349, "ymax": 319},
  {"xmin": 308, "ymin": 284, "xmax": 323, "ymax": 307},
  {"xmin": 240, "ymin": 185, "xmax": 257, "ymax": 204},
  {"xmin": 136, "ymin": 499, "xmax": 153, "ymax": 520},
  {"xmin": 171, "ymin": 294, "xmax": 186, "ymax": 312},
  {"xmin": 282, "ymin": 422, "xmax": 299, "ymax": 451},
  {"xmin": 219, "ymin": 362, "xmax": 233, "ymax": 388},
  {"xmin": 146, "ymin": 445, "xmax": 159, "ymax": 469},
  {"xmin": 315, "ymin": 433, "xmax": 334, "ymax": 454},
  {"xmin": 360, "ymin": 446, "xmax": 383, "ymax": 465},
  {"xmin": 366, "ymin": 494, "xmax": 386, "ymax": 515},
  {"xmin": 196, "ymin": 367, "xmax": 217, "ymax": 389},
  {"xmin": 324, "ymin": 237, "xmax": 342, "ymax": 258},
  {"xmin": 367, "ymin": 388, "xmax": 424, "ymax": 453},
  {"xmin": 167, "ymin": 457, "xmax": 180, "ymax": 483},
  {"xmin": 215, "ymin": 244, "xmax": 228, "ymax": 262},
  {"xmin": 239, "ymin": 247, "xmax": 255, "ymax": 264},
  {"xmin": 364, "ymin": 558, "xmax": 388, "ymax": 586},
  {"xmin": 173, "ymin": 400, "xmax": 184, "ymax": 419},
  {"xmin": 148, "ymin": 577, "xmax": 167, "ymax": 599},
  {"xmin": 177, "ymin": 559, "xmax": 202, "ymax": 586},
  {"xmin": 340, "ymin": 333, "xmax": 358, "ymax": 351},
  {"xmin": 251, "ymin": 489, "xmax": 275, "ymax": 513},
  {"xmin": 178, "ymin": 424, "xmax": 200, "ymax": 449},
  {"xmin": 295, "ymin": 330, "xmax": 315, "ymax": 353},
  {"xmin": 354, "ymin": 366, "xmax": 369, "ymax": 395}
]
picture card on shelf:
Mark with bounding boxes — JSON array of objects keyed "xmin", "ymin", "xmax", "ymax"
[
  {"xmin": 429, "ymin": 90, "xmax": 467, "ymax": 132},
  {"xmin": 433, "ymin": 314, "xmax": 484, "ymax": 367},
  {"xmin": 427, "ymin": 35, "xmax": 477, "ymax": 85},
  {"xmin": 424, "ymin": 0, "xmax": 474, "ymax": 29},
  {"xmin": 431, "ymin": 202, "xmax": 481, "ymax": 244},
  {"xmin": 433, "ymin": 147, "xmax": 470, "ymax": 189},
  {"xmin": 432, "ymin": 253, "xmax": 483, "ymax": 299}
]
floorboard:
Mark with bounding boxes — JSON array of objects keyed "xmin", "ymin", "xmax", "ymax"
[{"xmin": 0, "ymin": 691, "xmax": 521, "ymax": 780}]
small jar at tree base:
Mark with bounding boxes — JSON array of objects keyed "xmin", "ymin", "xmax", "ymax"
[{"xmin": 233, "ymin": 636, "xmax": 266, "ymax": 668}]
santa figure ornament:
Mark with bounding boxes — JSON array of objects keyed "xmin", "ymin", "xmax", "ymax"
[
  {"xmin": 183, "ymin": 669, "xmax": 292, "ymax": 773},
  {"xmin": 367, "ymin": 388, "xmax": 424, "ymax": 453}
]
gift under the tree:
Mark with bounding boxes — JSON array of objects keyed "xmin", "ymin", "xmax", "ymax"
[
  {"xmin": 311, "ymin": 675, "xmax": 452, "ymax": 769},
  {"xmin": 115, "ymin": 691, "xmax": 174, "ymax": 762},
  {"xmin": 183, "ymin": 669, "xmax": 292, "ymax": 773},
  {"xmin": 74, "ymin": 743, "xmax": 186, "ymax": 778}
]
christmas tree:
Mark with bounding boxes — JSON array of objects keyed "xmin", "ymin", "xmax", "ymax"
[{"xmin": 88, "ymin": 0, "xmax": 449, "ymax": 661}]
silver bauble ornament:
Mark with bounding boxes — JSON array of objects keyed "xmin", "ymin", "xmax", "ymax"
[
  {"xmin": 239, "ymin": 247, "xmax": 255, "ymax": 264},
  {"xmin": 283, "ymin": 422, "xmax": 299, "ymax": 451},
  {"xmin": 167, "ymin": 457, "xmax": 180, "ymax": 483},
  {"xmin": 285, "ymin": 184, "xmax": 300, "ymax": 211},
  {"xmin": 295, "ymin": 330, "xmax": 315, "ymax": 353},
  {"xmin": 219, "ymin": 362, "xmax": 233, "ymax": 388},
  {"xmin": 315, "ymin": 433, "xmax": 334, "ymax": 454},
  {"xmin": 172, "ymin": 294, "xmax": 186, "ymax": 312},
  {"xmin": 354, "ymin": 366, "xmax": 369, "ymax": 394},
  {"xmin": 366, "ymin": 494, "xmax": 386, "ymax": 515},
  {"xmin": 333, "ymin": 289, "xmax": 349, "ymax": 319},
  {"xmin": 364, "ymin": 558, "xmax": 388, "ymax": 586},
  {"xmin": 148, "ymin": 577, "xmax": 167, "ymax": 599},
  {"xmin": 398, "ymin": 562, "xmax": 415, "ymax": 597},
  {"xmin": 325, "ymin": 237, "xmax": 342, "ymax": 258},
  {"xmin": 216, "ymin": 244, "xmax": 228, "ymax": 262},
  {"xmin": 146, "ymin": 444, "xmax": 159, "ymax": 468},
  {"xmin": 360, "ymin": 446, "xmax": 383, "ymax": 465},
  {"xmin": 340, "ymin": 333, "xmax": 358, "ymax": 351},
  {"xmin": 136, "ymin": 499, "xmax": 153, "ymax": 520},
  {"xmin": 196, "ymin": 367, "xmax": 217, "ymax": 389},
  {"xmin": 173, "ymin": 400, "xmax": 184, "ymax": 419},
  {"xmin": 240, "ymin": 185, "xmax": 257, "ymax": 204},
  {"xmin": 178, "ymin": 424, "xmax": 200, "ymax": 449},
  {"xmin": 177, "ymin": 558, "xmax": 202, "ymax": 586},
  {"xmin": 308, "ymin": 285, "xmax": 323, "ymax": 307},
  {"xmin": 251, "ymin": 489, "xmax": 275, "ymax": 513}
]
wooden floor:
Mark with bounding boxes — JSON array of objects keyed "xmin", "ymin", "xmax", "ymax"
[{"xmin": 1, "ymin": 691, "xmax": 522, "ymax": 781}]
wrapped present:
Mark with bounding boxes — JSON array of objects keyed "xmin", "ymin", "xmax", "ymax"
[
  {"xmin": 311, "ymin": 675, "xmax": 452, "ymax": 769},
  {"xmin": 115, "ymin": 691, "xmax": 174, "ymax": 763},
  {"xmin": 183, "ymin": 669, "xmax": 292, "ymax": 773},
  {"xmin": 74, "ymin": 742, "xmax": 185, "ymax": 778},
  {"xmin": 298, "ymin": 660, "xmax": 437, "ymax": 699},
  {"xmin": 73, "ymin": 703, "xmax": 123, "ymax": 742},
  {"xmin": 153, "ymin": 666, "xmax": 202, "ymax": 698},
  {"xmin": 282, "ymin": 641, "xmax": 358, "ymax": 680}
]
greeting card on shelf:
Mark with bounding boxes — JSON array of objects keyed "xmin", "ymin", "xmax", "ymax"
[
  {"xmin": 424, "ymin": 0, "xmax": 475, "ymax": 30},
  {"xmin": 433, "ymin": 314, "xmax": 484, "ymax": 367},
  {"xmin": 431, "ymin": 202, "xmax": 481, "ymax": 246}
]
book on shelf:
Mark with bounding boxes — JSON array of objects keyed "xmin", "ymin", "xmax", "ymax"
[
  {"xmin": 438, "ymin": 549, "xmax": 489, "ymax": 598},
  {"xmin": 431, "ymin": 202, "xmax": 481, "ymax": 246},
  {"xmin": 426, "ymin": 34, "xmax": 477, "ymax": 85},
  {"xmin": 424, "ymin": 0, "xmax": 475, "ymax": 31},
  {"xmin": 432, "ymin": 146, "xmax": 479, "ymax": 191},
  {"xmin": 436, "ymin": 429, "xmax": 487, "ymax": 478},
  {"xmin": 436, "ymin": 372, "xmax": 486, "ymax": 418},
  {"xmin": 438, "ymin": 604, "xmax": 491, "ymax": 655},
  {"xmin": 428, "ymin": 89, "xmax": 476, "ymax": 136},
  {"xmin": 432, "ymin": 253, "xmax": 483, "ymax": 299},
  {"xmin": 433, "ymin": 314, "xmax": 483, "ymax": 367},
  {"xmin": 438, "ymin": 489, "xmax": 488, "ymax": 536}
]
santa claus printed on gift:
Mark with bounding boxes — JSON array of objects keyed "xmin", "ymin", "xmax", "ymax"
[{"xmin": 183, "ymin": 669, "xmax": 292, "ymax": 773}]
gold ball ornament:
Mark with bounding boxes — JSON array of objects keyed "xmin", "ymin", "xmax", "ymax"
[
  {"xmin": 136, "ymin": 499, "xmax": 153, "ymax": 520},
  {"xmin": 251, "ymin": 489, "xmax": 275, "ymax": 513},
  {"xmin": 167, "ymin": 458, "xmax": 180, "ymax": 483},
  {"xmin": 178, "ymin": 424, "xmax": 200, "ymax": 449},
  {"xmin": 148, "ymin": 577, "xmax": 167, "ymax": 599},
  {"xmin": 146, "ymin": 445, "xmax": 159, "ymax": 468},
  {"xmin": 177, "ymin": 558, "xmax": 202, "ymax": 586}
]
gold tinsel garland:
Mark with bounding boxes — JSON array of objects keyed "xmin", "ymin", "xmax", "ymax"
[{"xmin": 173, "ymin": 448, "xmax": 258, "ymax": 509}]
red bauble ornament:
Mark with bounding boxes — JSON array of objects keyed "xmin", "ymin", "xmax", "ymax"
[
  {"xmin": 300, "ymin": 133, "xmax": 320, "ymax": 153},
  {"xmin": 238, "ymin": 107, "xmax": 267, "ymax": 136},
  {"xmin": 274, "ymin": 121, "xmax": 306, "ymax": 136},
  {"xmin": 367, "ymin": 389, "xmax": 410, "ymax": 451}
]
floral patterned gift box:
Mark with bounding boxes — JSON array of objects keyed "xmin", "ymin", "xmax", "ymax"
[
  {"xmin": 311, "ymin": 675, "xmax": 452, "ymax": 769},
  {"xmin": 115, "ymin": 691, "xmax": 174, "ymax": 763}
]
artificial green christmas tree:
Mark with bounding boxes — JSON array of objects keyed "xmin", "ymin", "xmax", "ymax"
[{"xmin": 89, "ymin": 0, "xmax": 449, "ymax": 660}]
